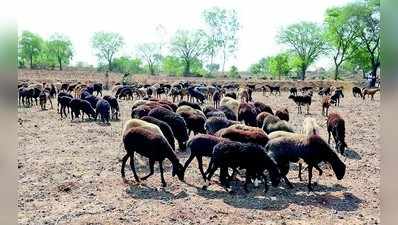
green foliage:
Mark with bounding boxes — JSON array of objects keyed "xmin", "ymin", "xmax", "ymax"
[
  {"xmin": 170, "ymin": 29, "xmax": 208, "ymax": 76},
  {"xmin": 268, "ymin": 52, "xmax": 291, "ymax": 80},
  {"xmin": 19, "ymin": 31, "xmax": 44, "ymax": 69},
  {"xmin": 202, "ymin": 7, "xmax": 240, "ymax": 73},
  {"xmin": 112, "ymin": 56, "xmax": 143, "ymax": 74},
  {"xmin": 47, "ymin": 33, "xmax": 73, "ymax": 70},
  {"xmin": 161, "ymin": 56, "xmax": 184, "ymax": 76},
  {"xmin": 228, "ymin": 65, "xmax": 239, "ymax": 78},
  {"xmin": 136, "ymin": 42, "xmax": 162, "ymax": 75},
  {"xmin": 249, "ymin": 58, "xmax": 268, "ymax": 77},
  {"xmin": 91, "ymin": 31, "xmax": 124, "ymax": 71},
  {"xmin": 278, "ymin": 22, "xmax": 327, "ymax": 80}
]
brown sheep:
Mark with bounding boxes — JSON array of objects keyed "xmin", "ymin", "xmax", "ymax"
[{"xmin": 275, "ymin": 108, "xmax": 289, "ymax": 121}]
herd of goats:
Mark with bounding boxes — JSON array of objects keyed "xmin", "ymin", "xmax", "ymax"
[{"xmin": 17, "ymin": 80, "xmax": 380, "ymax": 194}]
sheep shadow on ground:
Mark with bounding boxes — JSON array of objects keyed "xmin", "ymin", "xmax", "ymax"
[
  {"xmin": 196, "ymin": 180, "xmax": 361, "ymax": 212},
  {"xmin": 125, "ymin": 183, "xmax": 175, "ymax": 201},
  {"xmin": 344, "ymin": 148, "xmax": 361, "ymax": 160}
]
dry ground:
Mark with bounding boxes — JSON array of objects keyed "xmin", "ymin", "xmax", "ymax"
[{"xmin": 18, "ymin": 76, "xmax": 380, "ymax": 225}]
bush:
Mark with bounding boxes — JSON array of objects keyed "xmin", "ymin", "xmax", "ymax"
[{"xmin": 228, "ymin": 65, "xmax": 239, "ymax": 78}]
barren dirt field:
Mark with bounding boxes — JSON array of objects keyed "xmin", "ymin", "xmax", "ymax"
[{"xmin": 18, "ymin": 73, "xmax": 380, "ymax": 225}]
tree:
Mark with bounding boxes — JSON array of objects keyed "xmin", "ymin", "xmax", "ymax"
[
  {"xmin": 161, "ymin": 56, "xmax": 184, "ymax": 76},
  {"xmin": 249, "ymin": 57, "xmax": 268, "ymax": 76},
  {"xmin": 91, "ymin": 32, "xmax": 124, "ymax": 71},
  {"xmin": 228, "ymin": 65, "xmax": 239, "ymax": 78},
  {"xmin": 268, "ymin": 52, "xmax": 291, "ymax": 80},
  {"xmin": 19, "ymin": 31, "xmax": 43, "ymax": 69},
  {"xmin": 202, "ymin": 7, "xmax": 240, "ymax": 74},
  {"xmin": 112, "ymin": 56, "xmax": 143, "ymax": 74},
  {"xmin": 136, "ymin": 42, "xmax": 162, "ymax": 75},
  {"xmin": 325, "ymin": 4, "xmax": 360, "ymax": 80},
  {"xmin": 170, "ymin": 29, "xmax": 208, "ymax": 76},
  {"xmin": 353, "ymin": 0, "xmax": 380, "ymax": 78},
  {"xmin": 47, "ymin": 33, "xmax": 73, "ymax": 70},
  {"xmin": 278, "ymin": 22, "xmax": 327, "ymax": 80}
]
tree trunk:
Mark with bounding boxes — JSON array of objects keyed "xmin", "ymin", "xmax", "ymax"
[
  {"xmin": 149, "ymin": 64, "xmax": 155, "ymax": 75},
  {"xmin": 30, "ymin": 55, "xmax": 33, "ymax": 69},
  {"xmin": 58, "ymin": 57, "xmax": 63, "ymax": 71},
  {"xmin": 334, "ymin": 60, "xmax": 339, "ymax": 81},
  {"xmin": 108, "ymin": 60, "xmax": 112, "ymax": 72},
  {"xmin": 184, "ymin": 60, "xmax": 190, "ymax": 76},
  {"xmin": 301, "ymin": 65, "xmax": 306, "ymax": 80},
  {"xmin": 222, "ymin": 46, "xmax": 226, "ymax": 74},
  {"xmin": 362, "ymin": 69, "xmax": 366, "ymax": 79}
]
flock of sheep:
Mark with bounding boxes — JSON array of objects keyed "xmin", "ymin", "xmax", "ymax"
[{"xmin": 17, "ymin": 79, "xmax": 380, "ymax": 195}]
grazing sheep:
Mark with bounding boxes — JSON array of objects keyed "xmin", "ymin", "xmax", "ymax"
[
  {"xmin": 83, "ymin": 94, "xmax": 101, "ymax": 109},
  {"xmin": 148, "ymin": 106, "xmax": 189, "ymax": 151},
  {"xmin": 262, "ymin": 115, "xmax": 293, "ymax": 134},
  {"xmin": 103, "ymin": 95, "xmax": 120, "ymax": 120},
  {"xmin": 302, "ymin": 117, "xmax": 320, "ymax": 136},
  {"xmin": 218, "ymin": 105, "xmax": 237, "ymax": 121},
  {"xmin": 69, "ymin": 98, "xmax": 82, "ymax": 120},
  {"xmin": 225, "ymin": 92, "xmax": 237, "ymax": 99},
  {"xmin": 58, "ymin": 96, "xmax": 73, "ymax": 118},
  {"xmin": 122, "ymin": 119, "xmax": 164, "ymax": 140},
  {"xmin": 95, "ymin": 99, "xmax": 111, "ymax": 124},
  {"xmin": 253, "ymin": 101, "xmax": 273, "ymax": 115},
  {"xmin": 93, "ymin": 83, "xmax": 103, "ymax": 96},
  {"xmin": 121, "ymin": 127, "xmax": 185, "ymax": 187},
  {"xmin": 157, "ymin": 99, "xmax": 178, "ymax": 112},
  {"xmin": 203, "ymin": 105, "xmax": 225, "ymax": 118},
  {"xmin": 352, "ymin": 86, "xmax": 363, "ymax": 98},
  {"xmin": 330, "ymin": 89, "xmax": 344, "ymax": 106},
  {"xmin": 268, "ymin": 130, "xmax": 297, "ymax": 140},
  {"xmin": 266, "ymin": 135, "xmax": 346, "ymax": 191},
  {"xmin": 205, "ymin": 116, "xmax": 239, "ymax": 135},
  {"xmin": 256, "ymin": 112, "xmax": 273, "ymax": 128},
  {"xmin": 184, "ymin": 134, "xmax": 228, "ymax": 182},
  {"xmin": 176, "ymin": 105, "xmax": 207, "ymax": 135},
  {"xmin": 321, "ymin": 96, "xmax": 331, "ymax": 116},
  {"xmin": 362, "ymin": 88, "xmax": 380, "ymax": 100},
  {"xmin": 80, "ymin": 99, "xmax": 97, "ymax": 120},
  {"xmin": 238, "ymin": 102, "xmax": 258, "ymax": 126},
  {"xmin": 290, "ymin": 87, "xmax": 298, "ymax": 96},
  {"xmin": 216, "ymin": 124, "xmax": 269, "ymax": 146},
  {"xmin": 141, "ymin": 116, "xmax": 176, "ymax": 151},
  {"xmin": 212, "ymin": 91, "xmax": 222, "ymax": 108},
  {"xmin": 188, "ymin": 86, "xmax": 206, "ymax": 103},
  {"xmin": 205, "ymin": 141, "xmax": 281, "ymax": 194},
  {"xmin": 220, "ymin": 97, "xmax": 239, "ymax": 117},
  {"xmin": 131, "ymin": 105, "xmax": 152, "ymax": 119},
  {"xmin": 275, "ymin": 108, "xmax": 289, "ymax": 121},
  {"xmin": 327, "ymin": 113, "xmax": 347, "ymax": 155},
  {"xmin": 288, "ymin": 94, "xmax": 312, "ymax": 114},
  {"xmin": 177, "ymin": 100, "xmax": 201, "ymax": 111},
  {"xmin": 265, "ymin": 85, "xmax": 280, "ymax": 95}
]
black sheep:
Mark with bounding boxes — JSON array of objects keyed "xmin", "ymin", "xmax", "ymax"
[
  {"xmin": 262, "ymin": 115, "xmax": 293, "ymax": 134},
  {"xmin": 188, "ymin": 87, "xmax": 206, "ymax": 103},
  {"xmin": 184, "ymin": 134, "xmax": 227, "ymax": 182},
  {"xmin": 327, "ymin": 113, "xmax": 347, "ymax": 155},
  {"xmin": 212, "ymin": 91, "xmax": 222, "ymax": 108},
  {"xmin": 131, "ymin": 105, "xmax": 152, "ymax": 119},
  {"xmin": 58, "ymin": 96, "xmax": 73, "ymax": 118},
  {"xmin": 141, "ymin": 116, "xmax": 176, "ymax": 151},
  {"xmin": 253, "ymin": 101, "xmax": 273, "ymax": 115},
  {"xmin": 177, "ymin": 106, "xmax": 207, "ymax": 135},
  {"xmin": 103, "ymin": 95, "xmax": 120, "ymax": 120},
  {"xmin": 217, "ymin": 105, "xmax": 237, "ymax": 121},
  {"xmin": 238, "ymin": 102, "xmax": 258, "ymax": 127},
  {"xmin": 70, "ymin": 98, "xmax": 82, "ymax": 119},
  {"xmin": 203, "ymin": 106, "xmax": 225, "ymax": 118},
  {"xmin": 177, "ymin": 100, "xmax": 201, "ymax": 111},
  {"xmin": 224, "ymin": 92, "xmax": 237, "ymax": 99},
  {"xmin": 275, "ymin": 108, "xmax": 289, "ymax": 121},
  {"xmin": 96, "ymin": 99, "xmax": 111, "ymax": 124},
  {"xmin": 205, "ymin": 141, "xmax": 281, "ymax": 194},
  {"xmin": 205, "ymin": 116, "xmax": 238, "ymax": 135},
  {"xmin": 330, "ymin": 89, "xmax": 344, "ymax": 106},
  {"xmin": 352, "ymin": 86, "xmax": 363, "ymax": 98},
  {"xmin": 83, "ymin": 94, "xmax": 101, "ymax": 109},
  {"xmin": 80, "ymin": 99, "xmax": 96, "ymax": 120},
  {"xmin": 288, "ymin": 94, "xmax": 312, "ymax": 114},
  {"xmin": 121, "ymin": 127, "xmax": 185, "ymax": 187},
  {"xmin": 266, "ymin": 135, "xmax": 346, "ymax": 191},
  {"xmin": 93, "ymin": 83, "xmax": 103, "ymax": 96},
  {"xmin": 148, "ymin": 106, "xmax": 189, "ymax": 151},
  {"xmin": 256, "ymin": 112, "xmax": 273, "ymax": 128},
  {"xmin": 290, "ymin": 87, "xmax": 297, "ymax": 96}
]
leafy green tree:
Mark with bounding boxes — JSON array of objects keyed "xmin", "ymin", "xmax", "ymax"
[
  {"xmin": 35, "ymin": 42, "xmax": 57, "ymax": 69},
  {"xmin": 47, "ymin": 33, "xmax": 73, "ymax": 70},
  {"xmin": 325, "ymin": 4, "xmax": 360, "ymax": 80},
  {"xmin": 268, "ymin": 52, "xmax": 291, "ymax": 80},
  {"xmin": 112, "ymin": 56, "xmax": 143, "ymax": 74},
  {"xmin": 161, "ymin": 56, "xmax": 184, "ymax": 76},
  {"xmin": 202, "ymin": 7, "xmax": 240, "ymax": 74},
  {"xmin": 19, "ymin": 31, "xmax": 44, "ymax": 69},
  {"xmin": 170, "ymin": 29, "xmax": 208, "ymax": 76},
  {"xmin": 352, "ymin": 0, "xmax": 380, "ymax": 78},
  {"xmin": 228, "ymin": 65, "xmax": 239, "ymax": 78},
  {"xmin": 249, "ymin": 57, "xmax": 268, "ymax": 76},
  {"xmin": 91, "ymin": 31, "xmax": 124, "ymax": 71},
  {"xmin": 136, "ymin": 42, "xmax": 162, "ymax": 75},
  {"xmin": 278, "ymin": 22, "xmax": 327, "ymax": 80}
]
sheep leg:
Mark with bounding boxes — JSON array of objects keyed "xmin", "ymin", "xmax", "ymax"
[
  {"xmin": 141, "ymin": 159, "xmax": 155, "ymax": 180},
  {"xmin": 121, "ymin": 154, "xmax": 129, "ymax": 183},
  {"xmin": 243, "ymin": 170, "xmax": 251, "ymax": 193},
  {"xmin": 48, "ymin": 97, "xmax": 53, "ymax": 109},
  {"xmin": 262, "ymin": 174, "xmax": 269, "ymax": 194},
  {"xmin": 307, "ymin": 166, "xmax": 314, "ymax": 191},
  {"xmin": 158, "ymin": 160, "xmax": 167, "ymax": 187},
  {"xmin": 182, "ymin": 154, "xmax": 195, "ymax": 172},
  {"xmin": 298, "ymin": 163, "xmax": 303, "ymax": 181},
  {"xmin": 327, "ymin": 131, "xmax": 331, "ymax": 144},
  {"xmin": 196, "ymin": 156, "xmax": 207, "ymax": 183},
  {"xmin": 129, "ymin": 152, "xmax": 140, "ymax": 182},
  {"xmin": 314, "ymin": 164, "xmax": 323, "ymax": 177}
]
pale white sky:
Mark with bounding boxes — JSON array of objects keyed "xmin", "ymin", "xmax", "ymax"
[{"xmin": 17, "ymin": 0, "xmax": 353, "ymax": 70}]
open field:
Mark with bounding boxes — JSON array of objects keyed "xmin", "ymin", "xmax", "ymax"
[{"xmin": 18, "ymin": 71, "xmax": 380, "ymax": 225}]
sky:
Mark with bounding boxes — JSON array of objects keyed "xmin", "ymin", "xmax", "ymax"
[{"xmin": 17, "ymin": 0, "xmax": 353, "ymax": 70}]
